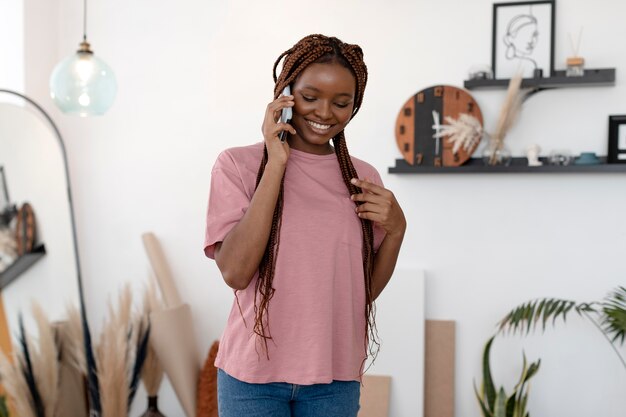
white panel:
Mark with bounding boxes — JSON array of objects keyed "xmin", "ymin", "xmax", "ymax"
[{"xmin": 367, "ymin": 269, "xmax": 425, "ymax": 417}]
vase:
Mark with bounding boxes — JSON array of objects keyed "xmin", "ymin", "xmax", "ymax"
[
  {"xmin": 482, "ymin": 141, "xmax": 512, "ymax": 166},
  {"xmin": 140, "ymin": 396, "xmax": 166, "ymax": 417}
]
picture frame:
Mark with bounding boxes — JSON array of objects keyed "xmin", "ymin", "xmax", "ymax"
[
  {"xmin": 607, "ymin": 115, "xmax": 626, "ymax": 164},
  {"xmin": 492, "ymin": 0, "xmax": 555, "ymax": 80}
]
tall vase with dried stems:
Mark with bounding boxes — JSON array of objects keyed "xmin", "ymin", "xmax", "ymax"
[
  {"xmin": 482, "ymin": 72, "xmax": 524, "ymax": 166},
  {"xmin": 140, "ymin": 280, "xmax": 166, "ymax": 417},
  {"xmin": 481, "ymin": 133, "xmax": 512, "ymax": 166},
  {"xmin": 141, "ymin": 396, "xmax": 166, "ymax": 417}
]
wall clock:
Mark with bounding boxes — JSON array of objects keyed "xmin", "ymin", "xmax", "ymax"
[{"xmin": 395, "ymin": 85, "xmax": 483, "ymax": 167}]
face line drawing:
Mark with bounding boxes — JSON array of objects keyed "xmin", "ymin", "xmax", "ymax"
[{"xmin": 502, "ymin": 6, "xmax": 539, "ymax": 70}]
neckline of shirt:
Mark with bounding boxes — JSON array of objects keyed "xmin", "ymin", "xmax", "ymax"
[{"xmin": 289, "ymin": 147, "xmax": 337, "ymax": 161}]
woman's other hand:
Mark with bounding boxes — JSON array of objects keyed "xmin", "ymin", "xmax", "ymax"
[{"xmin": 350, "ymin": 178, "xmax": 406, "ymax": 239}]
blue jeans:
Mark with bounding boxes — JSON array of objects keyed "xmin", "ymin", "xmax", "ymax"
[{"xmin": 217, "ymin": 368, "xmax": 361, "ymax": 417}]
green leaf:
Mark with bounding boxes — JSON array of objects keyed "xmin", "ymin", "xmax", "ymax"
[
  {"xmin": 524, "ymin": 359, "xmax": 541, "ymax": 383},
  {"xmin": 483, "ymin": 336, "xmax": 497, "ymax": 411},
  {"xmin": 505, "ymin": 392, "xmax": 516, "ymax": 417},
  {"xmin": 534, "ymin": 299, "xmax": 546, "ymax": 329},
  {"xmin": 601, "ymin": 286, "xmax": 626, "ymax": 345},
  {"xmin": 519, "ymin": 392, "xmax": 529, "ymax": 417},
  {"xmin": 511, "ymin": 352, "xmax": 528, "ymax": 397},
  {"xmin": 0, "ymin": 396, "xmax": 8, "ymax": 417},
  {"xmin": 498, "ymin": 298, "xmax": 593, "ymax": 337},
  {"xmin": 474, "ymin": 382, "xmax": 494, "ymax": 417},
  {"xmin": 494, "ymin": 387, "xmax": 507, "ymax": 417}
]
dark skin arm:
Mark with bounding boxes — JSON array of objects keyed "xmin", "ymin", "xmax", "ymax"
[
  {"xmin": 213, "ymin": 94, "xmax": 296, "ymax": 290},
  {"xmin": 350, "ymin": 178, "xmax": 406, "ymax": 300}
]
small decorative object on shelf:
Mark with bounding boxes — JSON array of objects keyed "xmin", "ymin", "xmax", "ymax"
[
  {"xmin": 482, "ymin": 140, "xmax": 512, "ymax": 166},
  {"xmin": 526, "ymin": 144, "xmax": 543, "ymax": 166},
  {"xmin": 574, "ymin": 152, "xmax": 601, "ymax": 165},
  {"xmin": 548, "ymin": 150, "xmax": 573, "ymax": 166},
  {"xmin": 467, "ymin": 64, "xmax": 493, "ymax": 81},
  {"xmin": 395, "ymin": 85, "xmax": 483, "ymax": 167},
  {"xmin": 566, "ymin": 57, "xmax": 585, "ymax": 77},
  {"xmin": 566, "ymin": 28, "xmax": 585, "ymax": 77},
  {"xmin": 607, "ymin": 115, "xmax": 626, "ymax": 164}
]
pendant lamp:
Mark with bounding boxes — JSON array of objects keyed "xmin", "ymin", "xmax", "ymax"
[{"xmin": 50, "ymin": 0, "xmax": 117, "ymax": 116}]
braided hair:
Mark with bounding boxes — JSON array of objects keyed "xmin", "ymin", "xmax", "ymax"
[{"xmin": 253, "ymin": 34, "xmax": 378, "ymax": 367}]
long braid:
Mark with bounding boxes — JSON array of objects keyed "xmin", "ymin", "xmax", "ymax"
[
  {"xmin": 332, "ymin": 132, "xmax": 379, "ymax": 368},
  {"xmin": 253, "ymin": 34, "xmax": 379, "ymax": 366}
]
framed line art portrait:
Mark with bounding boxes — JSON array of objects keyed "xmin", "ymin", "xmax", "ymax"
[
  {"xmin": 608, "ymin": 115, "xmax": 626, "ymax": 164},
  {"xmin": 492, "ymin": 0, "xmax": 555, "ymax": 80}
]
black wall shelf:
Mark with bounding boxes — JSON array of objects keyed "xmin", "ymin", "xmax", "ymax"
[
  {"xmin": 388, "ymin": 157, "xmax": 626, "ymax": 174},
  {"xmin": 464, "ymin": 68, "xmax": 615, "ymax": 90},
  {"xmin": 0, "ymin": 243, "xmax": 46, "ymax": 289}
]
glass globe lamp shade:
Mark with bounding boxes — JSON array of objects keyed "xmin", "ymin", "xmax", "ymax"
[{"xmin": 50, "ymin": 46, "xmax": 117, "ymax": 116}]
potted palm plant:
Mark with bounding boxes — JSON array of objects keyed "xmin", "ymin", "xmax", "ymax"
[{"xmin": 497, "ymin": 286, "xmax": 626, "ymax": 370}]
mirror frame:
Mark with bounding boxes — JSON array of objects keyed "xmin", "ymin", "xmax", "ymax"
[{"xmin": 0, "ymin": 89, "xmax": 101, "ymax": 414}]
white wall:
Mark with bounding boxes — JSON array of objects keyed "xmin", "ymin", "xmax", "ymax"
[
  {"xmin": 0, "ymin": 0, "xmax": 23, "ymax": 93},
  {"xmin": 19, "ymin": 0, "xmax": 626, "ymax": 416}
]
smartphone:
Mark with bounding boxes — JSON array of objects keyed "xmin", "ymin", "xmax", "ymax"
[{"xmin": 278, "ymin": 85, "xmax": 292, "ymax": 143}]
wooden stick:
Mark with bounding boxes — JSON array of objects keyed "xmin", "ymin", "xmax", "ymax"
[{"xmin": 141, "ymin": 233, "xmax": 182, "ymax": 308}]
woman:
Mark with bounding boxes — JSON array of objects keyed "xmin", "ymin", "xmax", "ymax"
[{"xmin": 204, "ymin": 34, "xmax": 406, "ymax": 417}]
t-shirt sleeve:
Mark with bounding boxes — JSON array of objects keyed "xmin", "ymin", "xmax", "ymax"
[
  {"xmin": 362, "ymin": 166, "xmax": 387, "ymax": 253},
  {"xmin": 204, "ymin": 151, "xmax": 252, "ymax": 259}
]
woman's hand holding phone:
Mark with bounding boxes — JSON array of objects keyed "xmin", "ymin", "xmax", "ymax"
[{"xmin": 262, "ymin": 87, "xmax": 296, "ymax": 167}]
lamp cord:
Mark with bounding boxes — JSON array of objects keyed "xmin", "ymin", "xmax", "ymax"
[{"xmin": 83, "ymin": 0, "xmax": 87, "ymax": 42}]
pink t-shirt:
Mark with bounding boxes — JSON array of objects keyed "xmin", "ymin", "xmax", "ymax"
[{"xmin": 204, "ymin": 142, "xmax": 386, "ymax": 385}]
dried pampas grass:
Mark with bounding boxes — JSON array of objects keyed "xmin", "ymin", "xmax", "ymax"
[
  {"xmin": 488, "ymin": 72, "xmax": 524, "ymax": 165},
  {"xmin": 64, "ymin": 302, "xmax": 100, "ymax": 413},
  {"xmin": 0, "ymin": 303, "xmax": 61, "ymax": 417},
  {"xmin": 1, "ymin": 285, "xmax": 153, "ymax": 417},
  {"xmin": 141, "ymin": 279, "xmax": 164, "ymax": 396},
  {"xmin": 29, "ymin": 302, "xmax": 59, "ymax": 417},
  {"xmin": 435, "ymin": 113, "xmax": 483, "ymax": 154},
  {"xmin": 62, "ymin": 304, "xmax": 86, "ymax": 376},
  {"xmin": 97, "ymin": 284, "xmax": 151, "ymax": 417},
  {"xmin": 98, "ymin": 285, "xmax": 133, "ymax": 417},
  {"xmin": 0, "ymin": 349, "xmax": 35, "ymax": 417}
]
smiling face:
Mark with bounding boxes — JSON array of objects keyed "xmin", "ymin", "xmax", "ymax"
[{"xmin": 288, "ymin": 61, "xmax": 356, "ymax": 155}]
